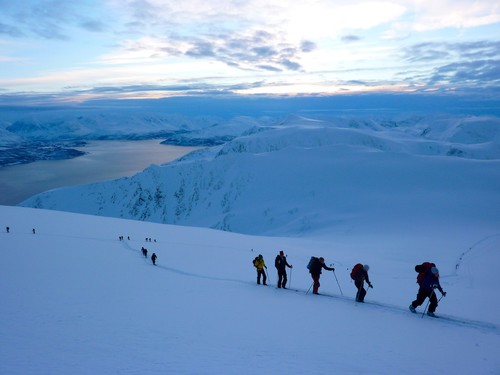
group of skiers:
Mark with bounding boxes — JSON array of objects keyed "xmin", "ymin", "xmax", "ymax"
[
  {"xmin": 141, "ymin": 246, "xmax": 158, "ymax": 265},
  {"xmin": 253, "ymin": 252, "xmax": 447, "ymax": 317}
]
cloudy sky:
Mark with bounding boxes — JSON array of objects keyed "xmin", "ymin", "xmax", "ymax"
[{"xmin": 0, "ymin": 0, "xmax": 499, "ymax": 102}]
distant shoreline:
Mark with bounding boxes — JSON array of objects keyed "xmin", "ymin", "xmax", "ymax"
[{"xmin": 0, "ymin": 140, "xmax": 200, "ymax": 206}]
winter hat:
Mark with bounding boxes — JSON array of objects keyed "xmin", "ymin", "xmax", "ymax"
[
  {"xmin": 279, "ymin": 250, "xmax": 284, "ymax": 256},
  {"xmin": 363, "ymin": 265, "xmax": 370, "ymax": 271},
  {"xmin": 319, "ymin": 257, "xmax": 325, "ymax": 263},
  {"xmin": 258, "ymin": 254, "xmax": 263, "ymax": 258},
  {"xmin": 431, "ymin": 267, "xmax": 439, "ymax": 275}
]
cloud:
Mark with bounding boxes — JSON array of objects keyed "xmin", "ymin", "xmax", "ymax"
[
  {"xmin": 404, "ymin": 43, "xmax": 452, "ymax": 63},
  {"xmin": 78, "ymin": 19, "xmax": 107, "ymax": 33},
  {"xmin": 399, "ymin": 40, "xmax": 500, "ymax": 87},
  {"xmin": 0, "ymin": 22, "xmax": 24, "ymax": 37},
  {"xmin": 403, "ymin": 40, "xmax": 500, "ymax": 63},
  {"xmin": 0, "ymin": 0, "xmax": 107, "ymax": 40},
  {"xmin": 341, "ymin": 35, "xmax": 362, "ymax": 43},
  {"xmin": 108, "ymin": 29, "xmax": 314, "ymax": 72},
  {"xmin": 407, "ymin": 0, "xmax": 500, "ymax": 31},
  {"xmin": 300, "ymin": 40, "xmax": 316, "ymax": 52},
  {"xmin": 429, "ymin": 60, "xmax": 500, "ymax": 86},
  {"xmin": 185, "ymin": 41, "xmax": 216, "ymax": 58}
]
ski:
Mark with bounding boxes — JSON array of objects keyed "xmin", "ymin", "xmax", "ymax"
[{"xmin": 277, "ymin": 287, "xmax": 300, "ymax": 292}]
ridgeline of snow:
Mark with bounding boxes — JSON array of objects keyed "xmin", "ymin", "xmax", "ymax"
[
  {"xmin": 0, "ymin": 104, "xmax": 274, "ymax": 145},
  {"xmin": 21, "ymin": 114, "xmax": 500, "ymax": 239},
  {"xmin": 1, "ymin": 205, "xmax": 499, "ymax": 374}
]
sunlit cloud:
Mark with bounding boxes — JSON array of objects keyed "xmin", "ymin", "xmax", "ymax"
[{"xmin": 0, "ymin": 0, "xmax": 499, "ymax": 100}]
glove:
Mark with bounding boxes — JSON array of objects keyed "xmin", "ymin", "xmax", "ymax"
[
  {"xmin": 265, "ymin": 266, "xmax": 267, "ymax": 269},
  {"xmin": 332, "ymin": 268, "xmax": 335, "ymax": 272},
  {"xmin": 442, "ymin": 291, "xmax": 447, "ymax": 297},
  {"xmin": 368, "ymin": 283, "xmax": 373, "ymax": 288},
  {"xmin": 290, "ymin": 265, "xmax": 293, "ymax": 268}
]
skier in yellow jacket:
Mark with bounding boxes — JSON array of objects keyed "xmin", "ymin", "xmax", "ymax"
[{"xmin": 253, "ymin": 254, "xmax": 267, "ymax": 285}]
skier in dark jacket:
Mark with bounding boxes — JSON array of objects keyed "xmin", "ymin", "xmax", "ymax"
[
  {"xmin": 309, "ymin": 257, "xmax": 335, "ymax": 294},
  {"xmin": 352, "ymin": 264, "xmax": 373, "ymax": 302},
  {"xmin": 409, "ymin": 266, "xmax": 446, "ymax": 317},
  {"xmin": 151, "ymin": 253, "xmax": 157, "ymax": 265},
  {"xmin": 275, "ymin": 250, "xmax": 293, "ymax": 289}
]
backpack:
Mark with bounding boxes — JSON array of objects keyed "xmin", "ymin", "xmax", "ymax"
[
  {"xmin": 350, "ymin": 263, "xmax": 363, "ymax": 280},
  {"xmin": 415, "ymin": 262, "xmax": 435, "ymax": 285},
  {"xmin": 253, "ymin": 257, "xmax": 259, "ymax": 267},
  {"xmin": 307, "ymin": 256, "xmax": 319, "ymax": 270},
  {"xmin": 275, "ymin": 255, "xmax": 280, "ymax": 268}
]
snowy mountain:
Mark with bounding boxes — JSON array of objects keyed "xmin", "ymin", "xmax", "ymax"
[
  {"xmin": 3, "ymin": 107, "xmax": 500, "ymax": 373},
  {"xmin": 1, "ymin": 205, "xmax": 499, "ymax": 374},
  {"xmin": 21, "ymin": 114, "xmax": 500, "ymax": 239},
  {"xmin": 0, "ymin": 103, "xmax": 269, "ymax": 166}
]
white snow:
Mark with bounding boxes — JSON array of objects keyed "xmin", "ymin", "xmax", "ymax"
[
  {"xmin": 3, "ymin": 112, "xmax": 500, "ymax": 374},
  {"xmin": 21, "ymin": 114, "xmax": 500, "ymax": 238},
  {"xmin": 0, "ymin": 205, "xmax": 499, "ymax": 374}
]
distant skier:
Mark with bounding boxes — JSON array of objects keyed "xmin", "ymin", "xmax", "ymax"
[
  {"xmin": 6, "ymin": 226, "xmax": 9, "ymax": 233},
  {"xmin": 409, "ymin": 263, "xmax": 446, "ymax": 317},
  {"xmin": 252, "ymin": 254, "xmax": 267, "ymax": 285},
  {"xmin": 142, "ymin": 247, "xmax": 148, "ymax": 258},
  {"xmin": 32, "ymin": 228, "xmax": 36, "ymax": 234},
  {"xmin": 308, "ymin": 257, "xmax": 335, "ymax": 295},
  {"xmin": 350, "ymin": 264, "xmax": 373, "ymax": 302},
  {"xmin": 151, "ymin": 253, "xmax": 157, "ymax": 265},
  {"xmin": 275, "ymin": 250, "xmax": 293, "ymax": 289}
]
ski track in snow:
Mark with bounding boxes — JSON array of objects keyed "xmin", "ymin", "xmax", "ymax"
[
  {"xmin": 117, "ymin": 233, "xmax": 500, "ymax": 335},
  {"xmin": 2, "ymin": 204, "xmax": 500, "ymax": 375}
]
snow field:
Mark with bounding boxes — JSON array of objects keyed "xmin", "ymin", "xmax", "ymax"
[{"xmin": 1, "ymin": 206, "xmax": 499, "ymax": 374}]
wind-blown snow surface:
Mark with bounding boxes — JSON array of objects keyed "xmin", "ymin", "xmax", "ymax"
[{"xmin": 1, "ymin": 206, "xmax": 499, "ymax": 375}]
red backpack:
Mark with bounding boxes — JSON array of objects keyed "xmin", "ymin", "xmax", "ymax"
[
  {"xmin": 350, "ymin": 263, "xmax": 363, "ymax": 280},
  {"xmin": 415, "ymin": 262, "xmax": 435, "ymax": 285}
]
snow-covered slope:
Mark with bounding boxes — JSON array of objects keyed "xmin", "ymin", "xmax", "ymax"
[
  {"xmin": 1, "ymin": 205, "xmax": 499, "ymax": 374},
  {"xmin": 21, "ymin": 114, "xmax": 500, "ymax": 239}
]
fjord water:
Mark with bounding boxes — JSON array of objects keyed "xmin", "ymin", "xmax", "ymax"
[{"xmin": 0, "ymin": 140, "xmax": 200, "ymax": 205}]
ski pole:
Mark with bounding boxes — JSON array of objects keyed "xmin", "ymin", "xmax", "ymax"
[
  {"xmin": 422, "ymin": 289, "xmax": 435, "ymax": 318},
  {"xmin": 306, "ymin": 282, "xmax": 313, "ymax": 294},
  {"xmin": 333, "ymin": 270, "xmax": 343, "ymax": 296},
  {"xmin": 289, "ymin": 267, "xmax": 293, "ymax": 289}
]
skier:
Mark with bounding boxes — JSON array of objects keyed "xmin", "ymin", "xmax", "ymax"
[
  {"xmin": 252, "ymin": 254, "xmax": 267, "ymax": 285},
  {"xmin": 275, "ymin": 250, "xmax": 293, "ymax": 289},
  {"xmin": 351, "ymin": 264, "xmax": 373, "ymax": 302},
  {"xmin": 409, "ymin": 265, "xmax": 446, "ymax": 317},
  {"xmin": 151, "ymin": 253, "xmax": 157, "ymax": 265},
  {"xmin": 32, "ymin": 228, "xmax": 36, "ymax": 234},
  {"xmin": 6, "ymin": 226, "xmax": 9, "ymax": 233},
  {"xmin": 142, "ymin": 247, "xmax": 148, "ymax": 258},
  {"xmin": 308, "ymin": 257, "xmax": 335, "ymax": 294}
]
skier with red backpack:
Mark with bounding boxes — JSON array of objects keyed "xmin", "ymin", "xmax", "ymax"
[
  {"xmin": 350, "ymin": 263, "xmax": 373, "ymax": 302},
  {"xmin": 409, "ymin": 262, "xmax": 447, "ymax": 317}
]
